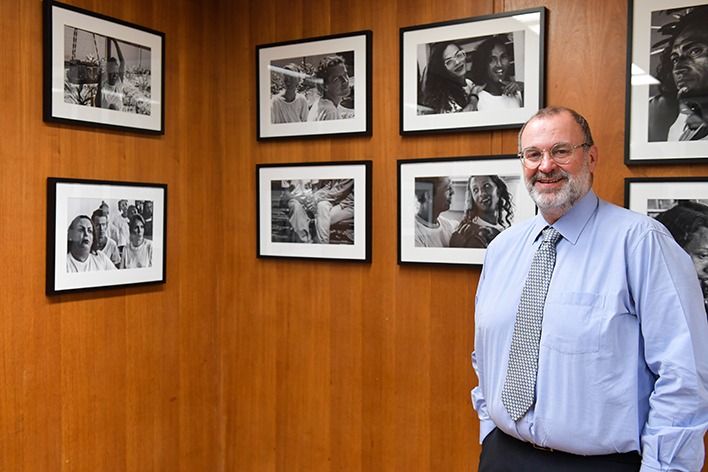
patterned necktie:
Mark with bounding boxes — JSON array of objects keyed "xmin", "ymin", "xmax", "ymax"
[{"xmin": 501, "ymin": 226, "xmax": 562, "ymax": 421}]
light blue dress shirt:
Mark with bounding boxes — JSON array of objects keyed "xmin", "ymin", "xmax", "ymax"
[{"xmin": 472, "ymin": 189, "xmax": 708, "ymax": 471}]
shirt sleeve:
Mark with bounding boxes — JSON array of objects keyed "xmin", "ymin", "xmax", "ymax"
[
  {"xmin": 471, "ymin": 352, "xmax": 496, "ymax": 444},
  {"xmin": 471, "ymin": 267, "xmax": 497, "ymax": 444},
  {"xmin": 629, "ymin": 229, "xmax": 708, "ymax": 471}
]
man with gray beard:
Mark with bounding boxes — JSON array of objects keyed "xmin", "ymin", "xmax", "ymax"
[{"xmin": 471, "ymin": 106, "xmax": 708, "ymax": 471}]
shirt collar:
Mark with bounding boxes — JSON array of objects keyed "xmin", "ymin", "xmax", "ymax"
[{"xmin": 531, "ymin": 189, "xmax": 599, "ymax": 245}]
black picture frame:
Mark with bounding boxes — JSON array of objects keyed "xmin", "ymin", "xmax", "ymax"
[
  {"xmin": 256, "ymin": 161, "xmax": 372, "ymax": 262},
  {"xmin": 47, "ymin": 177, "xmax": 167, "ymax": 295},
  {"xmin": 43, "ymin": 0, "xmax": 165, "ymax": 134},
  {"xmin": 398, "ymin": 155, "xmax": 536, "ymax": 265},
  {"xmin": 400, "ymin": 7, "xmax": 546, "ymax": 135},
  {"xmin": 625, "ymin": 1, "xmax": 708, "ymax": 164},
  {"xmin": 256, "ymin": 30, "xmax": 372, "ymax": 140}
]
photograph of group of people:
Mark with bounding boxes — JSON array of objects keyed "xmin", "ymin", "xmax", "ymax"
[
  {"xmin": 270, "ymin": 178, "xmax": 355, "ymax": 245},
  {"xmin": 648, "ymin": 198, "xmax": 708, "ymax": 313},
  {"xmin": 269, "ymin": 51, "xmax": 355, "ymax": 124},
  {"xmin": 63, "ymin": 26, "xmax": 153, "ymax": 115},
  {"xmin": 414, "ymin": 173, "xmax": 517, "ymax": 248},
  {"xmin": 416, "ymin": 32, "xmax": 524, "ymax": 115},
  {"xmin": 647, "ymin": 5, "xmax": 708, "ymax": 142},
  {"xmin": 66, "ymin": 198, "xmax": 154, "ymax": 272}
]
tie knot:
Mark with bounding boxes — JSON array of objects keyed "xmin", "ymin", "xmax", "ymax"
[{"xmin": 542, "ymin": 227, "xmax": 561, "ymax": 246}]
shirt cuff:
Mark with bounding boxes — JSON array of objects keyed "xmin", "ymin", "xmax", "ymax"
[{"xmin": 479, "ymin": 419, "xmax": 496, "ymax": 444}]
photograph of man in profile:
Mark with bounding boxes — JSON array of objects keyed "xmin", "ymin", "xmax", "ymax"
[{"xmin": 648, "ymin": 6, "xmax": 708, "ymax": 141}]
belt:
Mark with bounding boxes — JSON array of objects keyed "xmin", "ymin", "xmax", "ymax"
[
  {"xmin": 531, "ymin": 443, "xmax": 554, "ymax": 452},
  {"xmin": 499, "ymin": 430, "xmax": 641, "ymax": 463},
  {"xmin": 530, "ymin": 441, "xmax": 641, "ymax": 463}
]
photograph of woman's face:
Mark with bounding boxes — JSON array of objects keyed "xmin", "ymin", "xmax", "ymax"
[{"xmin": 443, "ymin": 44, "xmax": 467, "ymax": 78}]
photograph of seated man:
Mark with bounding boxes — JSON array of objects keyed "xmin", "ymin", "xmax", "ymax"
[{"xmin": 271, "ymin": 178, "xmax": 355, "ymax": 245}]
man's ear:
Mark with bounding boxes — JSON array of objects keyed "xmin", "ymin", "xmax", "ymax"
[{"xmin": 587, "ymin": 144, "xmax": 599, "ymax": 172}]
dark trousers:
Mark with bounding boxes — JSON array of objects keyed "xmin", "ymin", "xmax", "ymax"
[{"xmin": 478, "ymin": 428, "xmax": 641, "ymax": 472}]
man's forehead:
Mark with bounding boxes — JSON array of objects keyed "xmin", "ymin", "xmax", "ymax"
[{"xmin": 522, "ymin": 113, "xmax": 579, "ymax": 142}]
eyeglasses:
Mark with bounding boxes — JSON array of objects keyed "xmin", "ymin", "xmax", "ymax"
[
  {"xmin": 519, "ymin": 142, "xmax": 591, "ymax": 169},
  {"xmin": 444, "ymin": 50, "xmax": 466, "ymax": 68}
]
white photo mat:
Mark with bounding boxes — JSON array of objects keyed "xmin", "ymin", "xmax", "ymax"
[
  {"xmin": 626, "ymin": 0, "xmax": 708, "ymax": 163},
  {"xmin": 48, "ymin": 178, "xmax": 167, "ymax": 294},
  {"xmin": 257, "ymin": 31, "xmax": 371, "ymax": 139},
  {"xmin": 625, "ymin": 177, "xmax": 708, "ymax": 213},
  {"xmin": 257, "ymin": 161, "xmax": 371, "ymax": 261},
  {"xmin": 45, "ymin": 0, "xmax": 164, "ymax": 133},
  {"xmin": 400, "ymin": 8, "xmax": 545, "ymax": 134}
]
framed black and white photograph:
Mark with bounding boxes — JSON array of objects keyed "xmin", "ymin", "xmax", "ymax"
[
  {"xmin": 256, "ymin": 31, "xmax": 372, "ymax": 140},
  {"xmin": 43, "ymin": 0, "xmax": 165, "ymax": 134},
  {"xmin": 625, "ymin": 1, "xmax": 708, "ymax": 164},
  {"xmin": 400, "ymin": 8, "xmax": 545, "ymax": 135},
  {"xmin": 625, "ymin": 177, "xmax": 708, "ymax": 311},
  {"xmin": 257, "ymin": 161, "xmax": 372, "ymax": 261},
  {"xmin": 47, "ymin": 177, "xmax": 167, "ymax": 295},
  {"xmin": 398, "ymin": 155, "xmax": 536, "ymax": 265}
]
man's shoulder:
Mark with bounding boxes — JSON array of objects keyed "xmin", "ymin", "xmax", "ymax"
[
  {"xmin": 437, "ymin": 215, "xmax": 459, "ymax": 232},
  {"xmin": 564, "ymin": 197, "xmax": 673, "ymax": 249},
  {"xmin": 597, "ymin": 198, "xmax": 667, "ymax": 233},
  {"xmin": 92, "ymin": 250, "xmax": 115, "ymax": 268}
]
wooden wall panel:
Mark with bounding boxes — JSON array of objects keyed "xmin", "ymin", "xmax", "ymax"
[
  {"xmin": 0, "ymin": 0, "xmax": 221, "ymax": 470},
  {"xmin": 225, "ymin": 0, "xmax": 708, "ymax": 471},
  {"xmin": 0, "ymin": 0, "xmax": 705, "ymax": 471}
]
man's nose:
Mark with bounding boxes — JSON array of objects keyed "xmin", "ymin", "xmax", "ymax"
[{"xmin": 537, "ymin": 150, "xmax": 558, "ymax": 172}]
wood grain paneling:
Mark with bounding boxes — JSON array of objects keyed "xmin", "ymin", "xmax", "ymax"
[
  {"xmin": 0, "ymin": 0, "xmax": 220, "ymax": 470},
  {"xmin": 0, "ymin": 0, "xmax": 704, "ymax": 471}
]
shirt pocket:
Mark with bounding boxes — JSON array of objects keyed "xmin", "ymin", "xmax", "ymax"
[{"xmin": 541, "ymin": 291, "xmax": 604, "ymax": 354}]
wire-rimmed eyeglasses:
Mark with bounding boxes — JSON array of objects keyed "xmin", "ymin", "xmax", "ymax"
[{"xmin": 518, "ymin": 142, "xmax": 591, "ymax": 169}]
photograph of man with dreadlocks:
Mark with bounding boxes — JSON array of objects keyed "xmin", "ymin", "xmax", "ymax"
[{"xmin": 647, "ymin": 5, "xmax": 708, "ymax": 142}]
